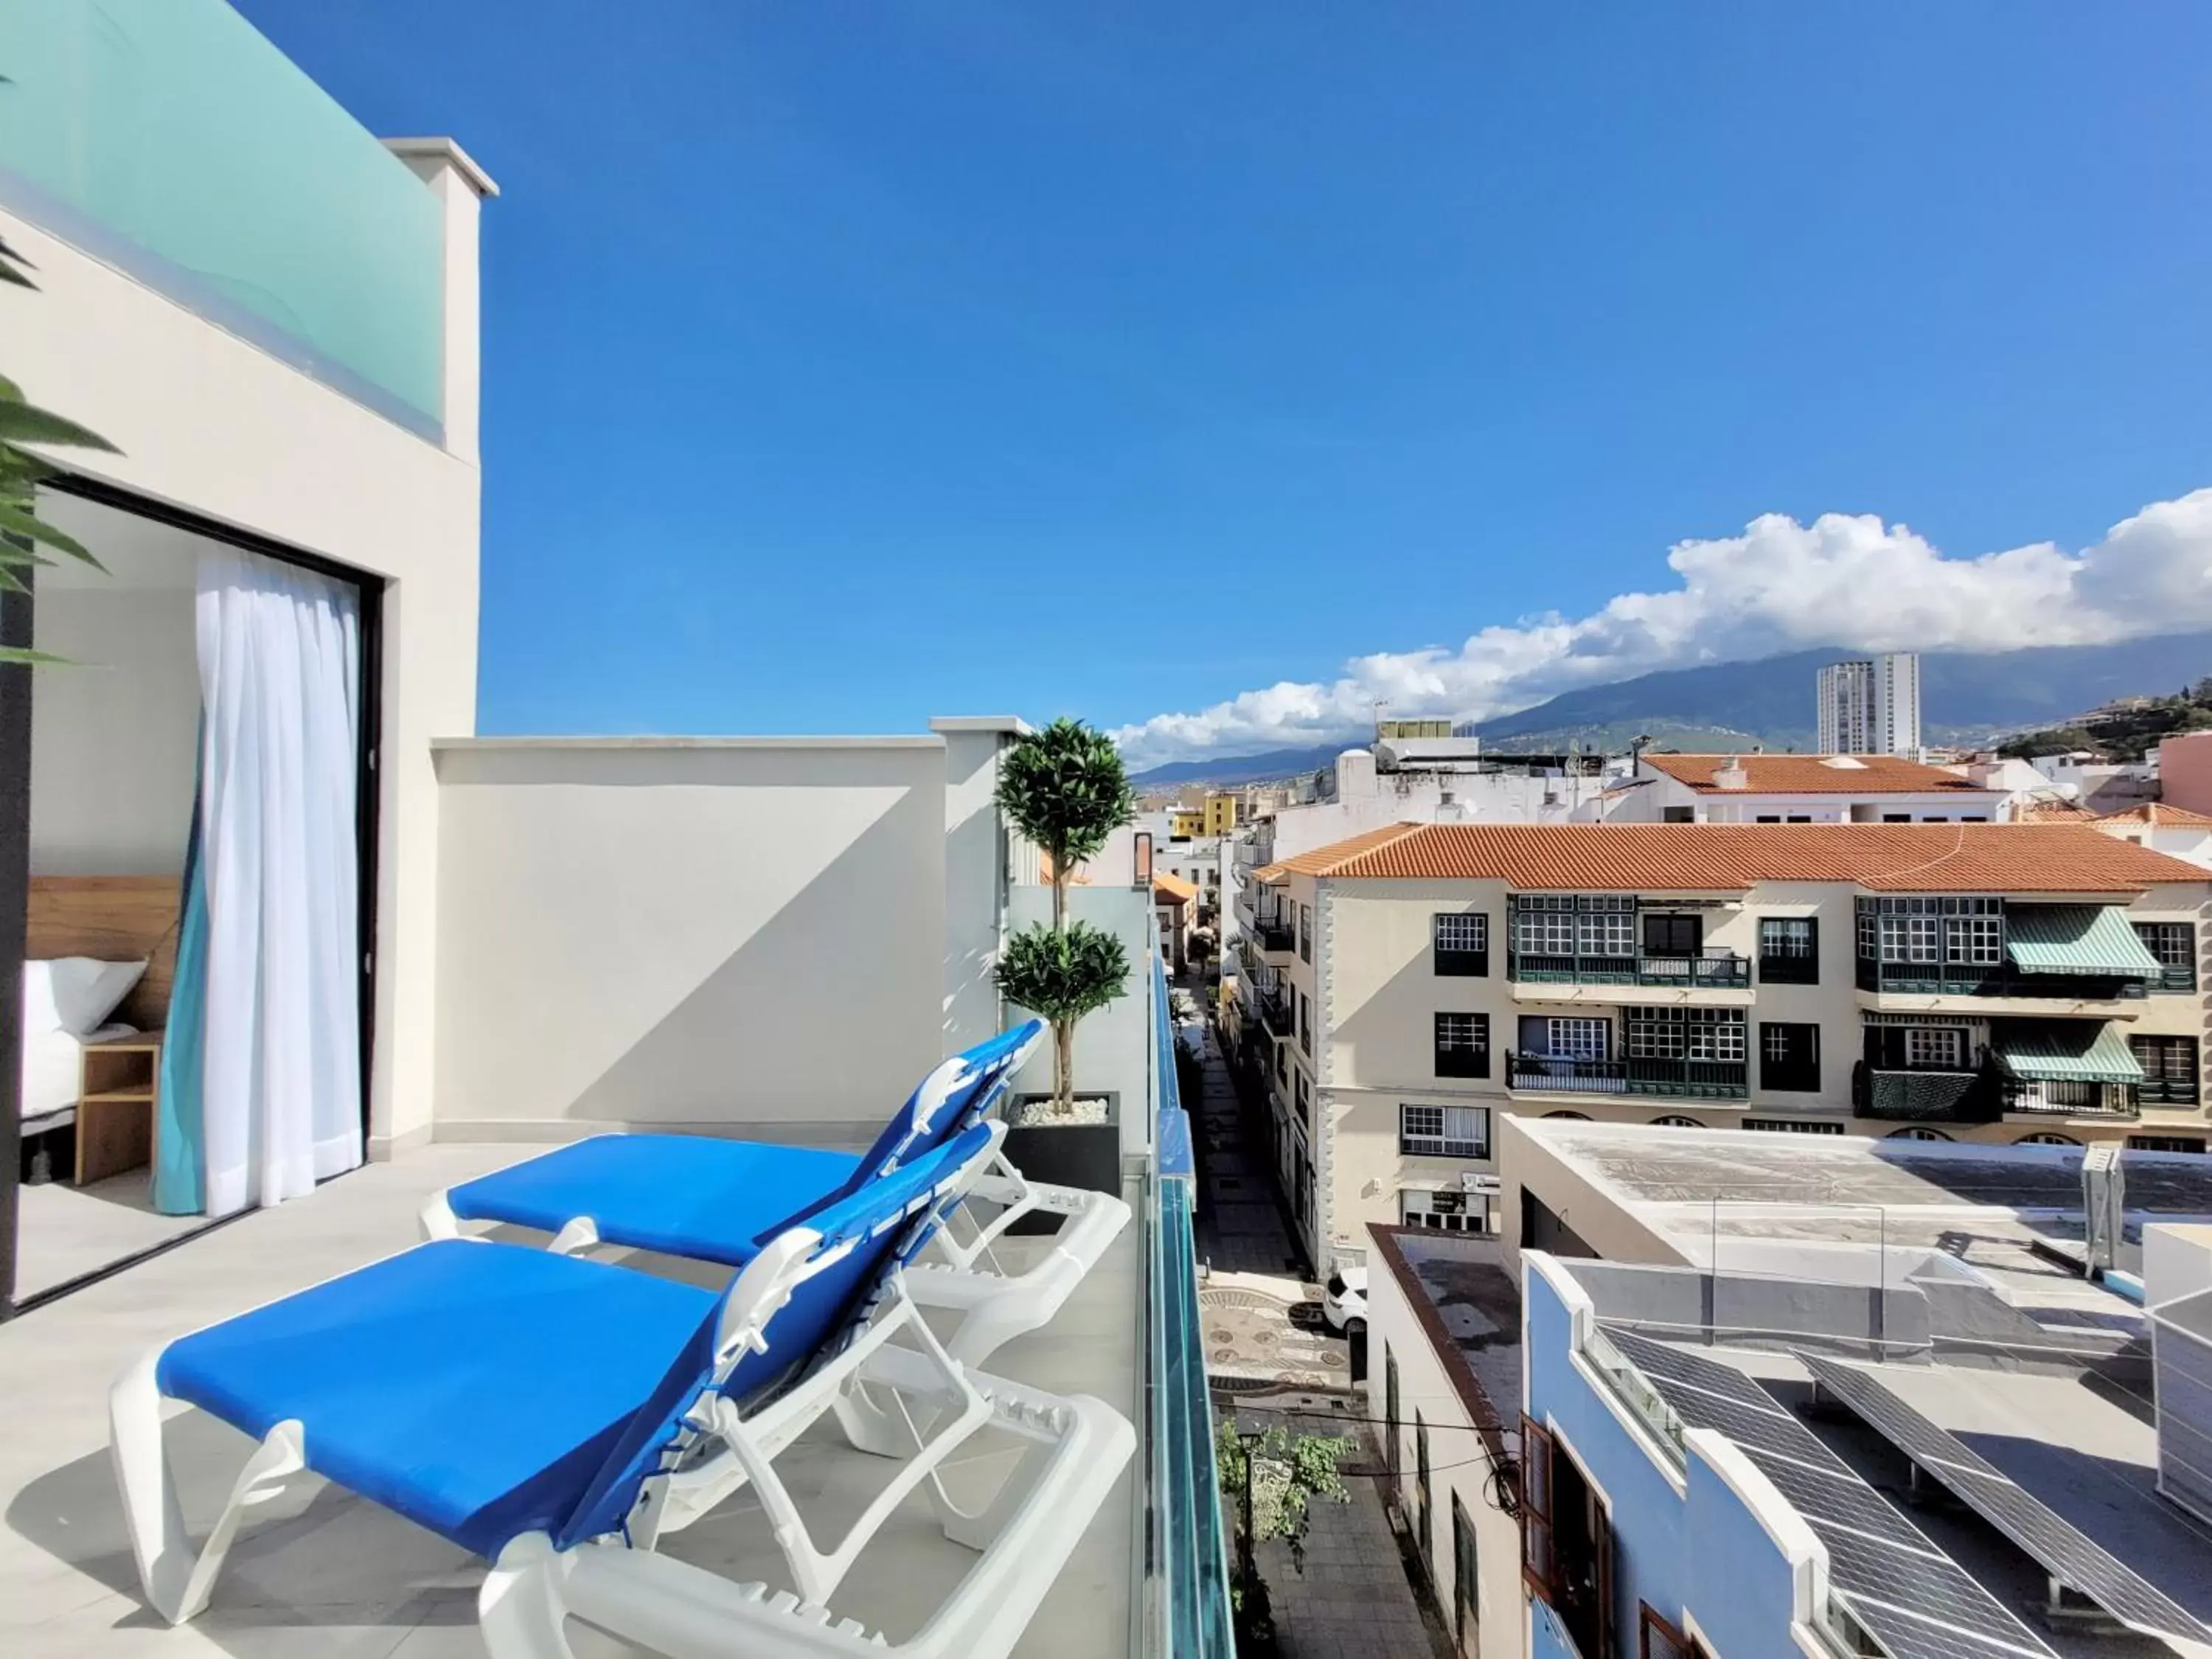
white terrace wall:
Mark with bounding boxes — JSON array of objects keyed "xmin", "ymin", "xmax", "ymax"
[
  {"xmin": 431, "ymin": 737, "xmax": 953, "ymax": 1144},
  {"xmin": 1003, "ymin": 883, "xmax": 1157, "ymax": 1160},
  {"xmin": 2, "ymin": 147, "xmax": 491, "ymax": 1158}
]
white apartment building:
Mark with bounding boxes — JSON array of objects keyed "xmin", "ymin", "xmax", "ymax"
[
  {"xmin": 1605, "ymin": 751, "xmax": 2011, "ymax": 824},
  {"xmin": 1247, "ymin": 820, "xmax": 2212, "ymax": 1270},
  {"xmin": 1818, "ymin": 651, "xmax": 1921, "ymax": 755}
]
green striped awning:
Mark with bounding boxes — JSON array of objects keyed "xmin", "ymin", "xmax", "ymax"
[
  {"xmin": 1991, "ymin": 1020, "xmax": 2144, "ymax": 1085},
  {"xmin": 2003, "ymin": 905, "xmax": 2163, "ymax": 978}
]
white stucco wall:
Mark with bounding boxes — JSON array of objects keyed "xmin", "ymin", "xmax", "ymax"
[
  {"xmin": 430, "ymin": 737, "xmax": 952, "ymax": 1142},
  {"xmin": 27, "ymin": 586, "xmax": 198, "ymax": 877},
  {"xmin": 1365, "ymin": 1239, "xmax": 1522, "ymax": 1657},
  {"xmin": 933, "ymin": 718, "xmax": 1023, "ymax": 1052},
  {"xmin": 1003, "ymin": 883, "xmax": 1155, "ymax": 1158},
  {"xmin": 2, "ymin": 141, "xmax": 490, "ymax": 1156}
]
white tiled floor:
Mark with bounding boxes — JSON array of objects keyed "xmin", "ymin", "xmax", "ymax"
[
  {"xmin": 0, "ymin": 1144, "xmax": 1138, "ymax": 1659},
  {"xmin": 15, "ymin": 1172, "xmax": 212, "ymax": 1302}
]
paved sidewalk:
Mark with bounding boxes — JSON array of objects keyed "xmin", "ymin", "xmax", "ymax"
[
  {"xmin": 1181, "ymin": 1006, "xmax": 1450, "ymax": 1659},
  {"xmin": 1237, "ymin": 1406, "xmax": 1455, "ymax": 1659},
  {"xmin": 1188, "ymin": 1017, "xmax": 1304, "ymax": 1276}
]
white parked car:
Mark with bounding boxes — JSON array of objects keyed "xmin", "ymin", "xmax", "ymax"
[{"xmin": 1322, "ymin": 1265, "xmax": 1368, "ymax": 1334}]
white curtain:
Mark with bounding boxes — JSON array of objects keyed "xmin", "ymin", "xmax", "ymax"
[{"xmin": 197, "ymin": 546, "xmax": 363, "ymax": 1217}]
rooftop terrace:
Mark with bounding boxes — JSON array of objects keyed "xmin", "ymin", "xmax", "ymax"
[{"xmin": 0, "ymin": 1142, "xmax": 1140, "ymax": 1659}]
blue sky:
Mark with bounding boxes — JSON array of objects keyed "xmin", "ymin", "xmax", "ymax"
[{"xmin": 238, "ymin": 2, "xmax": 2212, "ymax": 762}]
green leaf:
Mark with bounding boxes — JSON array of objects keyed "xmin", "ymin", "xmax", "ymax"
[
  {"xmin": 0, "ymin": 502, "xmax": 100, "ymax": 567},
  {"xmin": 995, "ymin": 717, "xmax": 1136, "ymax": 869},
  {"xmin": 993, "ymin": 919, "xmax": 1133, "ymax": 1023},
  {"xmin": 0, "ymin": 647, "xmax": 70, "ymax": 666},
  {"xmin": 0, "ymin": 400, "xmax": 119, "ymax": 452}
]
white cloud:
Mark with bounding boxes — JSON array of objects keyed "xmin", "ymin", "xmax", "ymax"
[{"xmin": 1111, "ymin": 487, "xmax": 2212, "ymax": 769}]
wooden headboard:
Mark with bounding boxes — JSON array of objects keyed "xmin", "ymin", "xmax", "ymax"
[{"xmin": 27, "ymin": 876, "xmax": 181, "ymax": 1031}]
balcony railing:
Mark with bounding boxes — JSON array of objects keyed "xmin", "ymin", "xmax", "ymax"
[
  {"xmin": 0, "ymin": 0, "xmax": 448, "ymax": 437},
  {"xmin": 1145, "ymin": 956, "xmax": 1237, "ymax": 1658},
  {"xmin": 1255, "ymin": 921, "xmax": 1295, "ymax": 953},
  {"xmin": 1509, "ymin": 952, "xmax": 1750, "ymax": 990},
  {"xmin": 1851, "ymin": 1062, "xmax": 1994, "ymax": 1123},
  {"xmin": 1855, "ymin": 960, "xmax": 2148, "ymax": 1001},
  {"xmin": 1259, "ymin": 992, "xmax": 1293, "ymax": 1038},
  {"xmin": 1507, "ymin": 1051, "xmax": 1750, "ymax": 1099},
  {"xmin": 2001, "ymin": 1079, "xmax": 2141, "ymax": 1119}
]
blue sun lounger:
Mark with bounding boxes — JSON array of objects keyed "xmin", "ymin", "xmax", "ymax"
[
  {"xmin": 420, "ymin": 1021, "xmax": 1130, "ymax": 1368},
  {"xmin": 111, "ymin": 1120, "xmax": 1133, "ymax": 1659}
]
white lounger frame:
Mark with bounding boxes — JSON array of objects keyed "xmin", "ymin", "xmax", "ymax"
[{"xmin": 111, "ymin": 1125, "xmax": 1135, "ymax": 1659}]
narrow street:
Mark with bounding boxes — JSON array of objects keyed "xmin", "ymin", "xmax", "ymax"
[{"xmin": 1181, "ymin": 1004, "xmax": 1455, "ymax": 1659}]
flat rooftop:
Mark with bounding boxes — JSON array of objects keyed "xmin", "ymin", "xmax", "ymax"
[
  {"xmin": 1520, "ymin": 1119, "xmax": 2212, "ymax": 1315},
  {"xmin": 1614, "ymin": 1334, "xmax": 2212, "ymax": 1657},
  {"xmin": 1368, "ymin": 1228, "xmax": 1521, "ymax": 1432},
  {"xmin": 0, "ymin": 1143, "xmax": 1137, "ymax": 1659}
]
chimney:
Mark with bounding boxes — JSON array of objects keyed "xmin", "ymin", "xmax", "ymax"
[{"xmin": 1713, "ymin": 757, "xmax": 1750, "ymax": 792}]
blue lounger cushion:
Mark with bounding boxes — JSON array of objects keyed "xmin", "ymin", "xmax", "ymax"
[
  {"xmin": 156, "ymin": 1239, "xmax": 717, "ymax": 1558},
  {"xmin": 445, "ymin": 1136, "xmax": 861, "ymax": 1265},
  {"xmin": 438, "ymin": 1021, "xmax": 1043, "ymax": 1267}
]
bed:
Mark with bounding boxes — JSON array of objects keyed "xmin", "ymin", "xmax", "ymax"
[{"xmin": 21, "ymin": 877, "xmax": 179, "ymax": 1177}]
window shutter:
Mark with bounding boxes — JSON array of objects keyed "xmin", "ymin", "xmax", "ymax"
[
  {"xmin": 1640, "ymin": 1604, "xmax": 1698, "ymax": 1659},
  {"xmin": 1520, "ymin": 1414, "xmax": 1555, "ymax": 1601},
  {"xmin": 1596, "ymin": 1500, "xmax": 1616, "ymax": 1657}
]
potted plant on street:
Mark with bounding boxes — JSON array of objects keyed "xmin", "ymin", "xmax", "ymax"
[{"xmin": 994, "ymin": 718, "xmax": 1135, "ymax": 1207}]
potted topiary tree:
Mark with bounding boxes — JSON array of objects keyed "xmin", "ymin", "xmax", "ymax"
[{"xmin": 994, "ymin": 718, "xmax": 1135, "ymax": 1206}]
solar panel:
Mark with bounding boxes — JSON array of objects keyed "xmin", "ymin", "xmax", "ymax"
[
  {"xmin": 1803, "ymin": 1357, "xmax": 2212, "ymax": 1647},
  {"xmin": 1608, "ymin": 1336, "xmax": 2061, "ymax": 1659},
  {"xmin": 1663, "ymin": 1382, "xmax": 1853, "ymax": 1470},
  {"xmin": 1843, "ymin": 1593, "xmax": 2057, "ymax": 1659},
  {"xmin": 1818, "ymin": 1524, "xmax": 2014, "ymax": 1631},
  {"xmin": 1607, "ymin": 1327, "xmax": 1789, "ymax": 1409},
  {"xmin": 1745, "ymin": 1444, "xmax": 1939, "ymax": 1545}
]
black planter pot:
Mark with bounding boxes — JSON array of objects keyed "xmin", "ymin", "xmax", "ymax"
[{"xmin": 1000, "ymin": 1091, "xmax": 1121, "ymax": 1234}]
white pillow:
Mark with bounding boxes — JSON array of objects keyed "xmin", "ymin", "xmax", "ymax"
[
  {"xmin": 21, "ymin": 960, "xmax": 63, "ymax": 1037},
  {"xmin": 40, "ymin": 957, "xmax": 147, "ymax": 1037}
]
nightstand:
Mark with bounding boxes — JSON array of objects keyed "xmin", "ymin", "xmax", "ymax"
[{"xmin": 77, "ymin": 1032, "xmax": 164, "ymax": 1186}]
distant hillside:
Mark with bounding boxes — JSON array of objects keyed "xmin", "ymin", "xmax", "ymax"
[
  {"xmin": 1128, "ymin": 745, "xmax": 1343, "ymax": 787},
  {"xmin": 1127, "ymin": 631, "xmax": 2212, "ymax": 785}
]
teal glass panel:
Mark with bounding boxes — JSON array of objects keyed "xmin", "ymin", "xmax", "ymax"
[
  {"xmin": 1146, "ymin": 953, "xmax": 1237, "ymax": 1658},
  {"xmin": 0, "ymin": 0, "xmax": 444, "ymax": 434}
]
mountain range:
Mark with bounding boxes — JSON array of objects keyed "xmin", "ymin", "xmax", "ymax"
[{"xmin": 1128, "ymin": 631, "xmax": 2212, "ymax": 787}]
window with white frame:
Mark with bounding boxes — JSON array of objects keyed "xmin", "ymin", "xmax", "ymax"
[
  {"xmin": 1625, "ymin": 1006, "xmax": 1745, "ymax": 1062},
  {"xmin": 1399, "ymin": 1104, "xmax": 1491, "ymax": 1159},
  {"xmin": 1433, "ymin": 1012, "xmax": 1489, "ymax": 1077},
  {"xmin": 1435, "ymin": 913, "xmax": 1486, "ymax": 953},
  {"xmin": 1946, "ymin": 914, "xmax": 2003, "ymax": 964},
  {"xmin": 1578, "ymin": 908, "xmax": 1635, "ymax": 958},
  {"xmin": 1517, "ymin": 907, "xmax": 1577, "ymax": 956},
  {"xmin": 1545, "ymin": 1018, "xmax": 1610, "ymax": 1061},
  {"xmin": 1904, "ymin": 1026, "xmax": 1966, "ymax": 1069}
]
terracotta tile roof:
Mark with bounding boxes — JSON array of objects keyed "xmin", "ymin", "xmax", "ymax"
[
  {"xmin": 2017, "ymin": 800, "xmax": 2094, "ymax": 822},
  {"xmin": 2099, "ymin": 803, "xmax": 2212, "ymax": 828},
  {"xmin": 1267, "ymin": 821, "xmax": 2208, "ymax": 893},
  {"xmin": 1253, "ymin": 821, "xmax": 1425, "ymax": 885},
  {"xmin": 1641, "ymin": 752, "xmax": 1989, "ymax": 795},
  {"xmin": 1151, "ymin": 871, "xmax": 1199, "ymax": 902}
]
